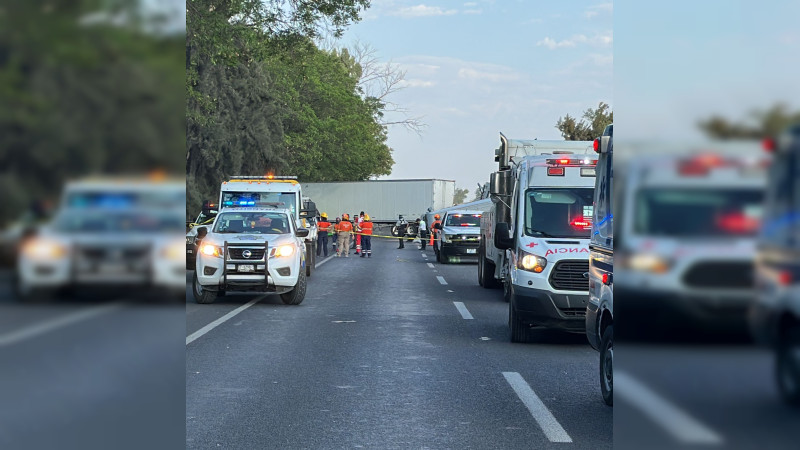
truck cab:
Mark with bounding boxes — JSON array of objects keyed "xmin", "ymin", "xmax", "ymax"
[
  {"xmin": 434, "ymin": 209, "xmax": 482, "ymax": 264},
  {"xmin": 585, "ymin": 124, "xmax": 614, "ymax": 406},
  {"xmin": 749, "ymin": 125, "xmax": 800, "ymax": 405},
  {"xmin": 481, "ymin": 134, "xmax": 597, "ymax": 342}
]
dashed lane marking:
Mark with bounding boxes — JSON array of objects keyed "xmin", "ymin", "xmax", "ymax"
[
  {"xmin": 615, "ymin": 371, "xmax": 723, "ymax": 445},
  {"xmin": 453, "ymin": 302, "xmax": 474, "ymax": 320},
  {"xmin": 436, "ymin": 276, "xmax": 447, "ymax": 285},
  {"xmin": 186, "ymin": 298, "xmax": 261, "ymax": 345},
  {"xmin": 0, "ymin": 303, "xmax": 122, "ymax": 347},
  {"xmin": 427, "ymin": 263, "xmax": 435, "ymax": 269},
  {"xmin": 502, "ymin": 372, "xmax": 573, "ymax": 443}
]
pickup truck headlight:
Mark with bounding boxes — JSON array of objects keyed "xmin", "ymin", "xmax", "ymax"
[
  {"xmin": 22, "ymin": 239, "xmax": 67, "ymax": 260},
  {"xmin": 274, "ymin": 244, "xmax": 295, "ymax": 257},
  {"xmin": 201, "ymin": 244, "xmax": 222, "ymax": 258},
  {"xmin": 517, "ymin": 249, "xmax": 547, "ymax": 273},
  {"xmin": 163, "ymin": 241, "xmax": 186, "ymax": 261}
]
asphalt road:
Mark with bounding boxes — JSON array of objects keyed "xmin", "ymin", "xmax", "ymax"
[{"xmin": 186, "ymin": 237, "xmax": 612, "ymax": 449}]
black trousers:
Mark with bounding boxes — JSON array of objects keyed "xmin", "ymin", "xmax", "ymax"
[{"xmin": 317, "ymin": 233, "xmax": 328, "ymax": 256}]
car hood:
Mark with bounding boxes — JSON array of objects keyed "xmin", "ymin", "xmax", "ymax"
[{"xmin": 442, "ymin": 226, "xmax": 481, "ymax": 235}]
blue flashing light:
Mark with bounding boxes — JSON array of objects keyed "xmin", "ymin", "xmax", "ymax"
[{"xmin": 223, "ymin": 201, "xmax": 233, "ymax": 206}]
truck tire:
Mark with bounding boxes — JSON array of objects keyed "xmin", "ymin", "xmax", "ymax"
[
  {"xmin": 478, "ymin": 242, "xmax": 499, "ymax": 288},
  {"xmin": 777, "ymin": 325, "xmax": 800, "ymax": 405},
  {"xmin": 600, "ymin": 324, "xmax": 614, "ymax": 406},
  {"xmin": 391, "ymin": 225, "xmax": 400, "ymax": 237},
  {"xmin": 509, "ymin": 298, "xmax": 531, "ymax": 343},
  {"xmin": 192, "ymin": 272, "xmax": 218, "ymax": 304},
  {"xmin": 305, "ymin": 242, "xmax": 313, "ymax": 277},
  {"xmin": 280, "ymin": 268, "xmax": 307, "ymax": 305}
]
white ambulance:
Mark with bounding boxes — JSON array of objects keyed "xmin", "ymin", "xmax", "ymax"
[{"xmin": 479, "ymin": 134, "xmax": 597, "ymax": 342}]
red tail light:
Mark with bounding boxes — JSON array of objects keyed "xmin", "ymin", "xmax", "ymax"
[
  {"xmin": 762, "ymin": 138, "xmax": 775, "ymax": 152},
  {"xmin": 547, "ymin": 167, "xmax": 565, "ymax": 176},
  {"xmin": 571, "ymin": 218, "xmax": 591, "ymax": 229},
  {"xmin": 715, "ymin": 212, "xmax": 760, "ymax": 234},
  {"xmin": 778, "ymin": 270, "xmax": 792, "ymax": 286},
  {"xmin": 602, "ymin": 273, "xmax": 609, "ymax": 285},
  {"xmin": 593, "ymin": 138, "xmax": 600, "ymax": 153},
  {"xmin": 558, "ymin": 158, "xmax": 570, "ymax": 165}
]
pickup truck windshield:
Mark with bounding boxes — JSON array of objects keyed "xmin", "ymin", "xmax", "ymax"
[
  {"xmin": 444, "ymin": 214, "xmax": 481, "ymax": 227},
  {"xmin": 525, "ymin": 188, "xmax": 594, "ymax": 238},
  {"xmin": 634, "ymin": 188, "xmax": 763, "ymax": 237},
  {"xmin": 213, "ymin": 212, "xmax": 291, "ymax": 234}
]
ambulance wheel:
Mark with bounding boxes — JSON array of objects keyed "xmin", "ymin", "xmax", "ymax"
[
  {"xmin": 281, "ymin": 269, "xmax": 307, "ymax": 305},
  {"xmin": 192, "ymin": 273, "xmax": 218, "ymax": 304},
  {"xmin": 509, "ymin": 298, "xmax": 531, "ymax": 344},
  {"xmin": 776, "ymin": 325, "xmax": 800, "ymax": 406},
  {"xmin": 478, "ymin": 243, "xmax": 499, "ymax": 289},
  {"xmin": 600, "ymin": 324, "xmax": 614, "ymax": 406}
]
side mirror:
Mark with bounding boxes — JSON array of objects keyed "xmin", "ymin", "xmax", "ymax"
[
  {"xmin": 196, "ymin": 226, "xmax": 208, "ymax": 239},
  {"xmin": 296, "ymin": 228, "xmax": 310, "ymax": 238},
  {"xmin": 494, "ymin": 222, "xmax": 514, "ymax": 250}
]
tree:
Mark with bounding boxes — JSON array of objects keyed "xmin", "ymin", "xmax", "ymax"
[
  {"xmin": 698, "ymin": 104, "xmax": 800, "ymax": 139},
  {"xmin": 453, "ymin": 188, "xmax": 469, "ymax": 205},
  {"xmin": 556, "ymin": 102, "xmax": 613, "ymax": 141}
]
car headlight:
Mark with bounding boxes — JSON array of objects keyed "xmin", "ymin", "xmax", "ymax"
[
  {"xmin": 22, "ymin": 239, "xmax": 67, "ymax": 260},
  {"xmin": 517, "ymin": 249, "xmax": 547, "ymax": 273},
  {"xmin": 627, "ymin": 253, "xmax": 672, "ymax": 273},
  {"xmin": 163, "ymin": 241, "xmax": 186, "ymax": 261},
  {"xmin": 201, "ymin": 244, "xmax": 222, "ymax": 258},
  {"xmin": 273, "ymin": 244, "xmax": 295, "ymax": 258}
]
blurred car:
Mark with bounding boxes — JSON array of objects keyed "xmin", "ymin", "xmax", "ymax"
[
  {"xmin": 433, "ymin": 210, "xmax": 482, "ymax": 264},
  {"xmin": 616, "ymin": 147, "xmax": 768, "ymax": 333},
  {"xmin": 750, "ymin": 126, "xmax": 800, "ymax": 405},
  {"xmin": 586, "ymin": 124, "xmax": 614, "ymax": 406},
  {"xmin": 186, "ymin": 201, "xmax": 218, "ymax": 269},
  {"xmin": 15, "ymin": 177, "xmax": 186, "ymax": 301},
  {"xmin": 192, "ymin": 206, "xmax": 309, "ymax": 305}
]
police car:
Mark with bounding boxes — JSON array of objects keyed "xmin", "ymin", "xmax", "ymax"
[
  {"xmin": 749, "ymin": 126, "xmax": 800, "ymax": 405},
  {"xmin": 585, "ymin": 124, "xmax": 614, "ymax": 406},
  {"xmin": 15, "ymin": 178, "xmax": 186, "ymax": 301},
  {"xmin": 192, "ymin": 206, "xmax": 309, "ymax": 305}
]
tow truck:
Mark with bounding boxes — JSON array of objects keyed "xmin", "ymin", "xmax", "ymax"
[{"xmin": 479, "ymin": 134, "xmax": 597, "ymax": 342}]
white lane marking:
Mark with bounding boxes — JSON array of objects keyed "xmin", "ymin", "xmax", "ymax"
[
  {"xmin": 315, "ymin": 255, "xmax": 335, "ymax": 268},
  {"xmin": 502, "ymin": 372, "xmax": 572, "ymax": 443},
  {"xmin": 427, "ymin": 263, "xmax": 435, "ymax": 269},
  {"xmin": 436, "ymin": 276, "xmax": 447, "ymax": 285},
  {"xmin": 453, "ymin": 302, "xmax": 474, "ymax": 320},
  {"xmin": 0, "ymin": 303, "xmax": 122, "ymax": 347},
  {"xmin": 186, "ymin": 298, "xmax": 261, "ymax": 345},
  {"xmin": 615, "ymin": 371, "xmax": 723, "ymax": 445},
  {"xmin": 422, "ymin": 253, "xmax": 428, "ymax": 259}
]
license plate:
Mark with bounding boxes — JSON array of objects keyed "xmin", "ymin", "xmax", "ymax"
[
  {"xmin": 101, "ymin": 264, "xmax": 128, "ymax": 273},
  {"xmin": 187, "ymin": 249, "xmax": 193, "ymax": 254},
  {"xmin": 238, "ymin": 265, "xmax": 255, "ymax": 273},
  {"xmin": 466, "ymin": 249, "xmax": 476, "ymax": 254}
]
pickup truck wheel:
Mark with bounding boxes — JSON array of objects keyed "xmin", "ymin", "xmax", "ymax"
[
  {"xmin": 305, "ymin": 242, "xmax": 313, "ymax": 277},
  {"xmin": 509, "ymin": 296, "xmax": 531, "ymax": 343},
  {"xmin": 280, "ymin": 268, "xmax": 307, "ymax": 305},
  {"xmin": 600, "ymin": 324, "xmax": 614, "ymax": 406},
  {"xmin": 192, "ymin": 272, "xmax": 218, "ymax": 304},
  {"xmin": 777, "ymin": 325, "xmax": 800, "ymax": 405}
]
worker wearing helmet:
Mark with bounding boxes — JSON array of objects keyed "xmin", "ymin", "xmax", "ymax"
[
  {"xmin": 395, "ymin": 214, "xmax": 408, "ymax": 249},
  {"xmin": 336, "ymin": 213, "xmax": 353, "ymax": 257},
  {"xmin": 317, "ymin": 212, "xmax": 331, "ymax": 257},
  {"xmin": 360, "ymin": 214, "xmax": 373, "ymax": 258},
  {"xmin": 430, "ymin": 214, "xmax": 442, "ymax": 246},
  {"xmin": 355, "ymin": 211, "xmax": 365, "ymax": 255}
]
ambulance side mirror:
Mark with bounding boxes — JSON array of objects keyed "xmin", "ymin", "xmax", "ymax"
[{"xmin": 494, "ymin": 222, "xmax": 514, "ymax": 250}]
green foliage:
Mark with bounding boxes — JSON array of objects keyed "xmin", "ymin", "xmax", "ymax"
[
  {"xmin": 186, "ymin": 1, "xmax": 394, "ymax": 216},
  {"xmin": 556, "ymin": 102, "xmax": 613, "ymax": 141},
  {"xmin": 0, "ymin": 0, "xmax": 185, "ymax": 223},
  {"xmin": 698, "ymin": 104, "xmax": 800, "ymax": 139},
  {"xmin": 453, "ymin": 188, "xmax": 469, "ymax": 205}
]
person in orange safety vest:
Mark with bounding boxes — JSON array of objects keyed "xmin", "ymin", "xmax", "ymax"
[
  {"xmin": 316, "ymin": 212, "xmax": 332, "ymax": 257},
  {"xmin": 359, "ymin": 214, "xmax": 374, "ymax": 258},
  {"xmin": 430, "ymin": 213, "xmax": 441, "ymax": 246},
  {"xmin": 355, "ymin": 211, "xmax": 365, "ymax": 254},
  {"xmin": 335, "ymin": 213, "xmax": 353, "ymax": 257}
]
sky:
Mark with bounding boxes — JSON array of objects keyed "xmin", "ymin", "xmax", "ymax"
[
  {"xmin": 614, "ymin": 0, "xmax": 800, "ymax": 143},
  {"xmin": 338, "ymin": 0, "xmax": 613, "ymax": 195}
]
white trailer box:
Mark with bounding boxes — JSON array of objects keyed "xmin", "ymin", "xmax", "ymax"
[{"xmin": 300, "ymin": 179, "xmax": 455, "ymax": 223}]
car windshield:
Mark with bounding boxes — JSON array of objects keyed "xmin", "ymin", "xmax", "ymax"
[
  {"xmin": 444, "ymin": 214, "xmax": 481, "ymax": 227},
  {"xmin": 525, "ymin": 188, "xmax": 594, "ymax": 238},
  {"xmin": 55, "ymin": 210, "xmax": 185, "ymax": 233},
  {"xmin": 213, "ymin": 212, "xmax": 291, "ymax": 234},
  {"xmin": 634, "ymin": 188, "xmax": 764, "ymax": 237},
  {"xmin": 221, "ymin": 192, "xmax": 297, "ymax": 219}
]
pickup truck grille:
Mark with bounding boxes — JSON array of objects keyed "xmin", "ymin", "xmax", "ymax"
[
  {"xmin": 549, "ymin": 260, "xmax": 589, "ymax": 291},
  {"xmin": 228, "ymin": 247, "xmax": 266, "ymax": 261}
]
